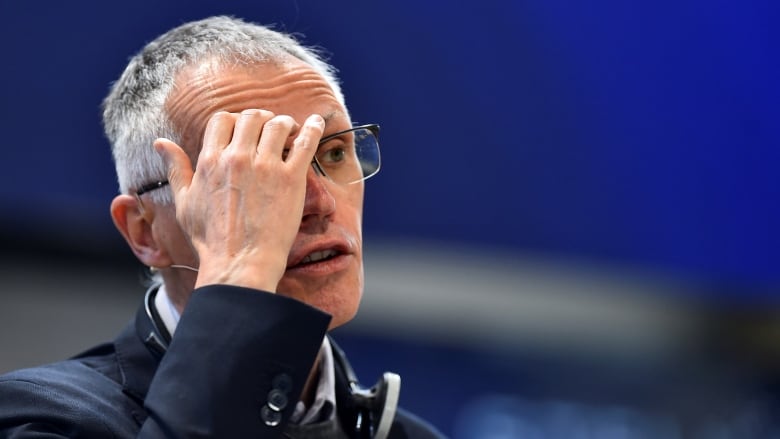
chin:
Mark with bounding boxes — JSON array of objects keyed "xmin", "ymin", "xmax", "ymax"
[
  {"xmin": 276, "ymin": 281, "xmax": 362, "ymax": 330},
  {"xmin": 311, "ymin": 288, "xmax": 361, "ymax": 330},
  {"xmin": 327, "ymin": 298, "xmax": 360, "ymax": 329}
]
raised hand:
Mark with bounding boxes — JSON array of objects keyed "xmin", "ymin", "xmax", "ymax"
[{"xmin": 154, "ymin": 110, "xmax": 325, "ymax": 292}]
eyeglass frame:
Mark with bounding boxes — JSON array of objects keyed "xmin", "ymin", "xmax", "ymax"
[{"xmin": 135, "ymin": 123, "xmax": 381, "ymax": 196}]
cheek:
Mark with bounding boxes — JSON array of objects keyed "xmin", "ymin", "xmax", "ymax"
[
  {"xmin": 155, "ymin": 210, "xmax": 198, "ymax": 264},
  {"xmin": 323, "ymin": 268, "xmax": 363, "ymax": 328},
  {"xmin": 339, "ymin": 184, "xmax": 365, "ymax": 229}
]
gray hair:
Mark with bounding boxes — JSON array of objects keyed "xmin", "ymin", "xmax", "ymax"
[{"xmin": 102, "ymin": 15, "xmax": 345, "ymax": 205}]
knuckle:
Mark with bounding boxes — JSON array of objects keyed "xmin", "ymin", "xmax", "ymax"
[
  {"xmin": 222, "ymin": 149, "xmax": 248, "ymax": 167},
  {"xmin": 210, "ymin": 111, "xmax": 233, "ymax": 124},
  {"xmin": 240, "ymin": 109, "xmax": 275, "ymax": 121},
  {"xmin": 264, "ymin": 115, "xmax": 295, "ymax": 132},
  {"xmin": 240, "ymin": 109, "xmax": 261, "ymax": 117},
  {"xmin": 167, "ymin": 167, "xmax": 179, "ymax": 183},
  {"xmin": 198, "ymin": 147, "xmax": 217, "ymax": 165},
  {"xmin": 301, "ymin": 122, "xmax": 324, "ymax": 140}
]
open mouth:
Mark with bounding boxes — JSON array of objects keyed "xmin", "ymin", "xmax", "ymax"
[
  {"xmin": 286, "ymin": 238, "xmax": 352, "ymax": 273},
  {"xmin": 299, "ymin": 249, "xmax": 340, "ymax": 265}
]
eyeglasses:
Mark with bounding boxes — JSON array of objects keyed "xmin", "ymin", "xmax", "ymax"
[{"xmin": 135, "ymin": 124, "xmax": 381, "ymax": 196}]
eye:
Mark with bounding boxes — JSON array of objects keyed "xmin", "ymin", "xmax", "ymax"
[
  {"xmin": 319, "ymin": 145, "xmax": 346, "ymax": 164},
  {"xmin": 317, "ymin": 136, "xmax": 354, "ymax": 165}
]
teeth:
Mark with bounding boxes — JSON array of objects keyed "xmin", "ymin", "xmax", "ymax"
[{"xmin": 300, "ymin": 249, "xmax": 338, "ymax": 264}]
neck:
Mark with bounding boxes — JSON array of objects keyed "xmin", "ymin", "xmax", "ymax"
[{"xmin": 161, "ymin": 272, "xmax": 197, "ymax": 316}]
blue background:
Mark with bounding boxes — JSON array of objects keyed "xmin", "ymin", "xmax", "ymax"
[
  {"xmin": 0, "ymin": 0, "xmax": 776, "ymax": 297},
  {"xmin": 0, "ymin": 1, "xmax": 778, "ymax": 436}
]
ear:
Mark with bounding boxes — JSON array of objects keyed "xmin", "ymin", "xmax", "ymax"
[{"xmin": 110, "ymin": 195, "xmax": 173, "ymax": 268}]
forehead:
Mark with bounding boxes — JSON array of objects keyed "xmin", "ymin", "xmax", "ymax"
[{"xmin": 166, "ymin": 56, "xmax": 350, "ymax": 153}]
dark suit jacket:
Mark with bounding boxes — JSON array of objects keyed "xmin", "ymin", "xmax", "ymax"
[{"xmin": 0, "ymin": 285, "xmax": 444, "ymax": 438}]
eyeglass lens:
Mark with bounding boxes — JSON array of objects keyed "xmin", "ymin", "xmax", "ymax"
[
  {"xmin": 136, "ymin": 125, "xmax": 380, "ymax": 195},
  {"xmin": 314, "ymin": 126, "xmax": 380, "ymax": 185}
]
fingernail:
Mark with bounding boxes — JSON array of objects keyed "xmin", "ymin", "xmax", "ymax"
[{"xmin": 153, "ymin": 139, "xmax": 168, "ymax": 160}]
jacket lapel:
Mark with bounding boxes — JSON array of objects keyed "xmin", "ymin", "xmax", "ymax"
[{"xmin": 112, "ymin": 302, "xmax": 163, "ymax": 425}]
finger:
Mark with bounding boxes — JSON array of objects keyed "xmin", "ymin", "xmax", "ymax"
[
  {"xmin": 256, "ymin": 115, "xmax": 298, "ymax": 161},
  {"xmin": 154, "ymin": 137, "xmax": 194, "ymax": 196},
  {"xmin": 286, "ymin": 114, "xmax": 324, "ymax": 167},
  {"xmin": 201, "ymin": 111, "xmax": 238, "ymax": 156},
  {"xmin": 231, "ymin": 109, "xmax": 275, "ymax": 153}
]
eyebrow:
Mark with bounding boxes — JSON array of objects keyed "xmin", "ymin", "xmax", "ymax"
[{"xmin": 321, "ymin": 111, "xmax": 341, "ymax": 124}]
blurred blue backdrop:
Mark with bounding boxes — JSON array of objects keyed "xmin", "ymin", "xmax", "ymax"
[
  {"xmin": 0, "ymin": 0, "xmax": 776, "ymax": 296},
  {"xmin": 0, "ymin": 1, "xmax": 778, "ymax": 437}
]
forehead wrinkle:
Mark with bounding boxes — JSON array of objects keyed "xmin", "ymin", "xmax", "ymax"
[
  {"xmin": 202, "ymin": 64, "xmax": 337, "ymax": 115},
  {"xmin": 209, "ymin": 79, "xmax": 336, "ymax": 111},
  {"xmin": 166, "ymin": 65, "xmax": 220, "ymax": 157},
  {"xmin": 166, "ymin": 61, "xmax": 344, "ymax": 159}
]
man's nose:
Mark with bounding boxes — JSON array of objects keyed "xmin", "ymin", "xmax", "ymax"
[{"xmin": 300, "ymin": 164, "xmax": 336, "ymax": 226}]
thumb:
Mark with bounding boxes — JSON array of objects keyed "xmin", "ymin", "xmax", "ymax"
[{"xmin": 154, "ymin": 138, "xmax": 194, "ymax": 195}]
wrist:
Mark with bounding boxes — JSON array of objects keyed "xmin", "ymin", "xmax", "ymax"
[{"xmin": 194, "ymin": 254, "xmax": 286, "ymax": 292}]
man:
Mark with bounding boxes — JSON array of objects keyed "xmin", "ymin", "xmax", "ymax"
[{"xmin": 0, "ymin": 16, "xmax": 443, "ymax": 438}]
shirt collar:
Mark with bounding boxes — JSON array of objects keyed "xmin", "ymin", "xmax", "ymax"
[
  {"xmin": 290, "ymin": 337, "xmax": 337, "ymax": 424},
  {"xmin": 154, "ymin": 283, "xmax": 180, "ymax": 337}
]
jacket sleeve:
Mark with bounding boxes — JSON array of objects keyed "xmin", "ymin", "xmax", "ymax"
[
  {"xmin": 139, "ymin": 285, "xmax": 332, "ymax": 437},
  {"xmin": 0, "ymin": 286, "xmax": 331, "ymax": 438}
]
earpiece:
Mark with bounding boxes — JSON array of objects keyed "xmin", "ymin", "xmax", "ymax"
[
  {"xmin": 170, "ymin": 264, "xmax": 199, "ymax": 272},
  {"xmin": 149, "ymin": 264, "xmax": 199, "ymax": 273},
  {"xmin": 330, "ymin": 339, "xmax": 400, "ymax": 439}
]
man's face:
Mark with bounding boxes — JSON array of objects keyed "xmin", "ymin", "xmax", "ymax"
[{"xmin": 160, "ymin": 57, "xmax": 364, "ymax": 328}]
